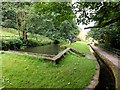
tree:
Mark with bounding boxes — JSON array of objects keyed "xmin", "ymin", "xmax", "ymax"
[
  {"xmin": 87, "ymin": 22, "xmax": 120, "ymax": 49},
  {"xmin": 1, "ymin": 2, "xmax": 16, "ymax": 28},
  {"xmin": 72, "ymin": 2, "xmax": 120, "ymax": 29},
  {"xmin": 1, "ymin": 2, "xmax": 31, "ymax": 43},
  {"xmin": 26, "ymin": 2, "xmax": 79, "ymax": 41},
  {"xmin": 71, "ymin": 2, "xmax": 120, "ymax": 49},
  {"xmin": 1, "ymin": 2, "xmax": 80, "ymax": 42},
  {"xmin": 32, "ymin": 2, "xmax": 76, "ymax": 25}
]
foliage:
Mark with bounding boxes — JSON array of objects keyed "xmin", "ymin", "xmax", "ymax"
[
  {"xmin": 26, "ymin": 2, "xmax": 79, "ymax": 40},
  {"xmin": 26, "ymin": 13, "xmax": 79, "ymax": 40},
  {"xmin": 1, "ymin": 38, "xmax": 52, "ymax": 51},
  {"xmin": 1, "ymin": 2, "xmax": 79, "ymax": 41},
  {"xmin": 32, "ymin": 2, "xmax": 76, "ymax": 25},
  {"xmin": 1, "ymin": 19, "xmax": 16, "ymax": 28},
  {"xmin": 1, "ymin": 28, "xmax": 19, "ymax": 37},
  {"xmin": 73, "ymin": 2, "xmax": 120, "ymax": 28},
  {"xmin": 2, "ymin": 50, "xmax": 95, "ymax": 88},
  {"xmin": 87, "ymin": 23, "xmax": 120, "ymax": 49},
  {"xmin": 1, "ymin": 27, "xmax": 53, "ymax": 50},
  {"xmin": 72, "ymin": 2, "xmax": 120, "ymax": 49},
  {"xmin": 1, "ymin": 40, "xmax": 10, "ymax": 51},
  {"xmin": 1, "ymin": 38, "xmax": 23, "ymax": 50},
  {"xmin": 1, "ymin": 2, "xmax": 31, "ymax": 29},
  {"xmin": 1, "ymin": 2, "xmax": 16, "ymax": 28},
  {"xmin": 26, "ymin": 39, "xmax": 52, "ymax": 47}
]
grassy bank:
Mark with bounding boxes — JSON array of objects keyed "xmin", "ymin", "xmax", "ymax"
[
  {"xmin": 0, "ymin": 28, "xmax": 19, "ymax": 36},
  {"xmin": 63, "ymin": 41, "xmax": 91, "ymax": 54},
  {"xmin": 1, "ymin": 28, "xmax": 52, "ymax": 43},
  {"xmin": 2, "ymin": 52, "xmax": 95, "ymax": 88},
  {"xmin": 1, "ymin": 28, "xmax": 53, "ymax": 50}
]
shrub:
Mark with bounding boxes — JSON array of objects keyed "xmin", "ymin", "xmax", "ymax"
[
  {"xmin": 2, "ymin": 38, "xmax": 23, "ymax": 50},
  {"xmin": 26, "ymin": 39, "xmax": 40, "ymax": 47},
  {"xmin": 2, "ymin": 38, "xmax": 52, "ymax": 50},
  {"xmin": 1, "ymin": 40, "xmax": 10, "ymax": 51},
  {"xmin": 9, "ymin": 39, "xmax": 23, "ymax": 50}
]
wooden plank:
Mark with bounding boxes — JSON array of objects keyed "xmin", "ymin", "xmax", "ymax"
[{"xmin": 52, "ymin": 47, "xmax": 70, "ymax": 60}]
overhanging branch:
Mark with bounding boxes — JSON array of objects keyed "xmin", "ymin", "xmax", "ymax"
[{"xmin": 84, "ymin": 16, "xmax": 120, "ymax": 29}]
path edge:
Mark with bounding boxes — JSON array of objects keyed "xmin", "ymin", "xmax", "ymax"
[{"xmin": 84, "ymin": 45, "xmax": 100, "ymax": 90}]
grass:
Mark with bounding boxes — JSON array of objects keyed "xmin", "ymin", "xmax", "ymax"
[
  {"xmin": 1, "ymin": 51, "xmax": 95, "ymax": 88},
  {"xmin": 1, "ymin": 28, "xmax": 95, "ymax": 88},
  {"xmin": 64, "ymin": 41, "xmax": 91, "ymax": 54},
  {"xmin": 0, "ymin": 28, "xmax": 19, "ymax": 37},
  {"xmin": 1, "ymin": 27, "xmax": 53, "ymax": 45}
]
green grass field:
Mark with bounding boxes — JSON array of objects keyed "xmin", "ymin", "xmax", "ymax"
[
  {"xmin": 1, "ymin": 41, "xmax": 96, "ymax": 88},
  {"xmin": 63, "ymin": 41, "xmax": 91, "ymax": 54},
  {"xmin": 1, "ymin": 52, "xmax": 95, "ymax": 88},
  {"xmin": 70, "ymin": 41, "xmax": 90, "ymax": 54}
]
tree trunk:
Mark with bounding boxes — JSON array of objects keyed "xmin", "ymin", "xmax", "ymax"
[{"xmin": 21, "ymin": 3, "xmax": 27, "ymax": 43}]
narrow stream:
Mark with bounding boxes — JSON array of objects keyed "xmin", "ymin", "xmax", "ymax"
[{"xmin": 94, "ymin": 53, "xmax": 115, "ymax": 90}]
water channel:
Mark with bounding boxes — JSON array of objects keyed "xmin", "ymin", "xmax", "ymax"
[{"xmin": 94, "ymin": 53, "xmax": 115, "ymax": 90}]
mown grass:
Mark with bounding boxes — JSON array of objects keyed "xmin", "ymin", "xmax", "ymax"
[
  {"xmin": 65, "ymin": 41, "xmax": 91, "ymax": 54},
  {"xmin": 1, "ymin": 51, "xmax": 95, "ymax": 88}
]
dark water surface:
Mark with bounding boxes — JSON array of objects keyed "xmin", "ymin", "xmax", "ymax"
[
  {"xmin": 94, "ymin": 53, "xmax": 115, "ymax": 90},
  {"xmin": 18, "ymin": 44, "xmax": 61, "ymax": 55}
]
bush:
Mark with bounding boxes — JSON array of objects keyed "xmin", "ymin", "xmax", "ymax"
[
  {"xmin": 26, "ymin": 39, "xmax": 40, "ymax": 47},
  {"xmin": 1, "ymin": 40, "xmax": 10, "ymax": 51},
  {"xmin": 2, "ymin": 19, "xmax": 16, "ymax": 29},
  {"xmin": 9, "ymin": 39, "xmax": 23, "ymax": 50},
  {"xmin": 2, "ymin": 38, "xmax": 23, "ymax": 50},
  {"xmin": 2, "ymin": 38, "xmax": 52, "ymax": 50}
]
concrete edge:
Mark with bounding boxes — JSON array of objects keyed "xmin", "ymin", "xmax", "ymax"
[
  {"xmin": 84, "ymin": 45, "xmax": 100, "ymax": 90},
  {"xmin": 90, "ymin": 44, "xmax": 119, "ymax": 90}
]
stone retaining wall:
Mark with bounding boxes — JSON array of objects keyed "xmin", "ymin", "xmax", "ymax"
[{"xmin": 84, "ymin": 45, "xmax": 100, "ymax": 90}]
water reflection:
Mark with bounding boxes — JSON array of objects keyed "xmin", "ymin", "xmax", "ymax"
[{"xmin": 18, "ymin": 44, "xmax": 61, "ymax": 55}]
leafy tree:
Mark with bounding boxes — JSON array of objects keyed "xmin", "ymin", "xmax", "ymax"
[
  {"xmin": 87, "ymin": 22, "xmax": 120, "ymax": 49},
  {"xmin": 72, "ymin": 2, "xmax": 120, "ymax": 49},
  {"xmin": 32, "ymin": 2, "xmax": 76, "ymax": 25},
  {"xmin": 72, "ymin": 2, "xmax": 120, "ymax": 28},
  {"xmin": 1, "ymin": 2, "xmax": 80, "ymax": 42},
  {"xmin": 1, "ymin": 2, "xmax": 16, "ymax": 28},
  {"xmin": 26, "ymin": 2, "xmax": 79, "ymax": 41}
]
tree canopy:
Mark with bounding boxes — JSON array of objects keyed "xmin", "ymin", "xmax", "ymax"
[
  {"xmin": 78, "ymin": 2, "xmax": 120, "ymax": 49},
  {"xmin": 1, "ymin": 1, "xmax": 120, "ymax": 48},
  {"xmin": 72, "ymin": 2, "xmax": 120, "ymax": 29},
  {"xmin": 1, "ymin": 2, "xmax": 80, "ymax": 41}
]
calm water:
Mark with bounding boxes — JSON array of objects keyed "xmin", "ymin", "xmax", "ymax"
[{"xmin": 18, "ymin": 44, "xmax": 61, "ymax": 55}]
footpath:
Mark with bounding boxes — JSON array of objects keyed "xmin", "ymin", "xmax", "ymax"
[{"xmin": 90, "ymin": 44, "xmax": 120, "ymax": 89}]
